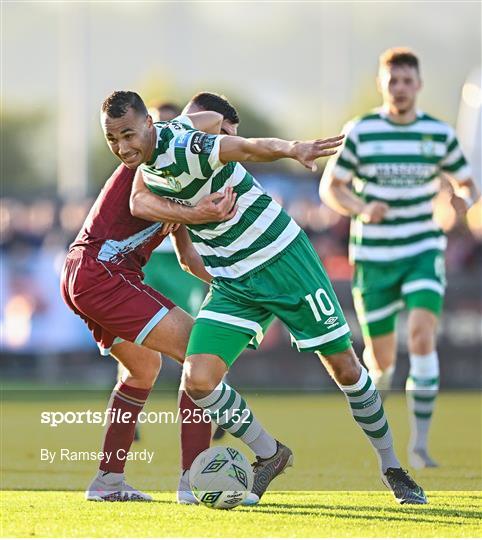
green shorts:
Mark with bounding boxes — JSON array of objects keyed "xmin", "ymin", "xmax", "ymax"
[
  {"xmin": 142, "ymin": 250, "xmax": 207, "ymax": 316},
  {"xmin": 186, "ymin": 231, "xmax": 352, "ymax": 366},
  {"xmin": 352, "ymin": 250, "xmax": 445, "ymax": 338}
]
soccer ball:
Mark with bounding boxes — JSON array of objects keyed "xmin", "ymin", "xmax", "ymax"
[{"xmin": 189, "ymin": 446, "xmax": 254, "ymax": 509}]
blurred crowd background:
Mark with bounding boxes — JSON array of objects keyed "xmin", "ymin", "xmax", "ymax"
[{"xmin": 1, "ymin": 2, "xmax": 481, "ymax": 389}]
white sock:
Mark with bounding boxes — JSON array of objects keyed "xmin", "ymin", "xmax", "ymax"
[
  {"xmin": 406, "ymin": 351, "xmax": 439, "ymax": 451},
  {"xmin": 249, "ymin": 431, "xmax": 278, "ymax": 459}
]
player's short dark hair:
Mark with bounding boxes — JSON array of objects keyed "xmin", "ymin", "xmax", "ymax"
[
  {"xmin": 379, "ymin": 47, "xmax": 420, "ymax": 72},
  {"xmin": 101, "ymin": 91, "xmax": 148, "ymax": 118},
  {"xmin": 155, "ymin": 102, "xmax": 182, "ymax": 116},
  {"xmin": 150, "ymin": 101, "xmax": 182, "ymax": 121},
  {"xmin": 190, "ymin": 92, "xmax": 240, "ymax": 124}
]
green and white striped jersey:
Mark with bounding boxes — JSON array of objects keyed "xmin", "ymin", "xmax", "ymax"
[
  {"xmin": 140, "ymin": 116, "xmax": 301, "ymax": 279},
  {"xmin": 326, "ymin": 109, "xmax": 471, "ymax": 264}
]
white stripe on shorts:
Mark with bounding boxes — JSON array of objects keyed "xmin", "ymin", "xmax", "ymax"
[
  {"xmin": 401, "ymin": 279, "xmax": 444, "ymax": 296},
  {"xmin": 292, "ymin": 323, "xmax": 350, "ymax": 349},
  {"xmin": 135, "ymin": 306, "xmax": 170, "ymax": 346},
  {"xmin": 197, "ymin": 309, "xmax": 264, "ymax": 345},
  {"xmin": 359, "ymin": 300, "xmax": 405, "ymax": 324},
  {"xmin": 98, "ymin": 337, "xmax": 125, "ymax": 357}
]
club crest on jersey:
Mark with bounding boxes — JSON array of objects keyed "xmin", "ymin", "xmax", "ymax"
[
  {"xmin": 166, "ymin": 176, "xmax": 182, "ymax": 192},
  {"xmin": 420, "ymin": 136, "xmax": 435, "ymax": 157},
  {"xmin": 144, "ymin": 170, "xmax": 182, "ymax": 193}
]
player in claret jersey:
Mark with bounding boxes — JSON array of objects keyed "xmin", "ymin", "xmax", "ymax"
[
  {"xmin": 321, "ymin": 47, "xmax": 480, "ymax": 469},
  {"xmin": 101, "ymin": 89, "xmax": 428, "ymax": 505},
  {"xmin": 60, "ymin": 124, "xmax": 237, "ymax": 502}
]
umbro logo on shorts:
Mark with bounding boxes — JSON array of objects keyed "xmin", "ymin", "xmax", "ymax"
[{"xmin": 324, "ymin": 316, "xmax": 339, "ymax": 329}]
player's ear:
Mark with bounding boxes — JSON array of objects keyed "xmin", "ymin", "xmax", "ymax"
[{"xmin": 146, "ymin": 114, "xmax": 153, "ymax": 127}]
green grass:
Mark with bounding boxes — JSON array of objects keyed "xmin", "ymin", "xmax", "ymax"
[
  {"xmin": 1, "ymin": 490, "xmax": 481, "ymax": 537},
  {"xmin": 1, "ymin": 390, "xmax": 481, "ymax": 536}
]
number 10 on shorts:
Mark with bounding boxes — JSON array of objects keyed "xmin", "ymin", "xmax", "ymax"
[{"xmin": 305, "ymin": 288, "xmax": 335, "ymax": 322}]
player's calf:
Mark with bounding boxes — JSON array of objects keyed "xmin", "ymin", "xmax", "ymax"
[{"xmin": 319, "ymin": 350, "xmax": 401, "ymax": 471}]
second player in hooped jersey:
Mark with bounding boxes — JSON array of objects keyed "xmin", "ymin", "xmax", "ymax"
[{"xmin": 141, "ymin": 117, "xmax": 301, "ymax": 280}]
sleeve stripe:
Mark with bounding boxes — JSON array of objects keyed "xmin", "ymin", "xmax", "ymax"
[
  {"xmin": 447, "ymin": 137, "xmax": 458, "ymax": 154},
  {"xmin": 345, "ymin": 137, "xmax": 357, "ymax": 154},
  {"xmin": 442, "ymin": 156, "xmax": 468, "ymax": 173},
  {"xmin": 337, "ymin": 156, "xmax": 357, "ymax": 171}
]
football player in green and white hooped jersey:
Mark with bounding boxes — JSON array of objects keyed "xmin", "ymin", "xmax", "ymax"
[
  {"xmin": 102, "ymin": 90, "xmax": 428, "ymax": 505},
  {"xmin": 321, "ymin": 47, "xmax": 480, "ymax": 470}
]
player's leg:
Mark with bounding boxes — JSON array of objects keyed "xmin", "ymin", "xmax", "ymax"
[
  {"xmin": 182, "ymin": 290, "xmax": 292, "ymax": 502},
  {"xmin": 362, "ymin": 333, "xmax": 397, "ymax": 400},
  {"xmin": 86, "ymin": 341, "xmax": 161, "ymax": 501},
  {"xmin": 317, "ymin": 347, "xmax": 400, "ymax": 473},
  {"xmin": 406, "ymin": 309, "xmax": 439, "ymax": 467},
  {"xmin": 211, "ymin": 373, "xmax": 229, "ymax": 441},
  {"xmin": 402, "ymin": 253, "xmax": 444, "ymax": 469},
  {"xmin": 318, "ymin": 346, "xmax": 426, "ymax": 504},
  {"xmin": 352, "ymin": 263, "xmax": 404, "ymax": 400},
  {"xmin": 133, "ymin": 306, "xmax": 213, "ymax": 501},
  {"xmin": 66, "ymin": 260, "xmax": 211, "ymax": 501},
  {"xmin": 117, "ymin": 363, "xmax": 141, "ymax": 440},
  {"xmin": 264, "ymin": 232, "xmax": 426, "ymax": 504}
]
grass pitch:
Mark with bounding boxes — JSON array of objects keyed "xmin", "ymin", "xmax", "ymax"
[
  {"xmin": 1, "ymin": 390, "xmax": 481, "ymax": 537},
  {"xmin": 1, "ymin": 490, "xmax": 481, "ymax": 537}
]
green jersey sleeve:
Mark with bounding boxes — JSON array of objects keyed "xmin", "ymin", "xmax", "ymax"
[
  {"xmin": 439, "ymin": 127, "xmax": 471, "ymax": 180},
  {"xmin": 172, "ymin": 130, "xmax": 224, "ymax": 179},
  {"xmin": 324, "ymin": 119, "xmax": 359, "ymax": 183}
]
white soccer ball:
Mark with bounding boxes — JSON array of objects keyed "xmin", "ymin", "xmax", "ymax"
[{"xmin": 189, "ymin": 446, "xmax": 254, "ymax": 509}]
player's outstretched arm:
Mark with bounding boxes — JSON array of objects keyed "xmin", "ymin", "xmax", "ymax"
[
  {"xmin": 218, "ymin": 134, "xmax": 344, "ymax": 171},
  {"xmin": 130, "ymin": 169, "xmax": 237, "ymax": 224},
  {"xmin": 171, "ymin": 225, "xmax": 213, "ymax": 284}
]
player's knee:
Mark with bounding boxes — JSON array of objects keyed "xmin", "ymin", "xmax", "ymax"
[
  {"xmin": 323, "ymin": 348, "xmax": 362, "ymax": 386},
  {"xmin": 409, "ymin": 325, "xmax": 434, "ymax": 355},
  {"xmin": 130, "ymin": 353, "xmax": 162, "ymax": 387},
  {"xmin": 182, "ymin": 358, "xmax": 219, "ymax": 400}
]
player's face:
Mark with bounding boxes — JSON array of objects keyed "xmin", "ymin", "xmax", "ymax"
[
  {"xmin": 378, "ymin": 65, "xmax": 421, "ymax": 115},
  {"xmin": 102, "ymin": 108, "xmax": 154, "ymax": 169}
]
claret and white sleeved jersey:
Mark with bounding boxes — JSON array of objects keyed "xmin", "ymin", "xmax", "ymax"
[
  {"xmin": 140, "ymin": 116, "xmax": 301, "ymax": 279},
  {"xmin": 325, "ymin": 109, "xmax": 471, "ymax": 264}
]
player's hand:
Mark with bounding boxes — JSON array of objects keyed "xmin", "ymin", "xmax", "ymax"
[
  {"xmin": 359, "ymin": 201, "xmax": 389, "ymax": 223},
  {"xmin": 450, "ymin": 193, "xmax": 470, "ymax": 219},
  {"xmin": 194, "ymin": 186, "xmax": 238, "ymax": 224},
  {"xmin": 292, "ymin": 135, "xmax": 345, "ymax": 172},
  {"xmin": 160, "ymin": 222, "xmax": 180, "ymax": 235}
]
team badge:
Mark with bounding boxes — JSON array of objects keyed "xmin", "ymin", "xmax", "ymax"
[
  {"xmin": 166, "ymin": 176, "xmax": 182, "ymax": 192},
  {"xmin": 420, "ymin": 136, "xmax": 435, "ymax": 157}
]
